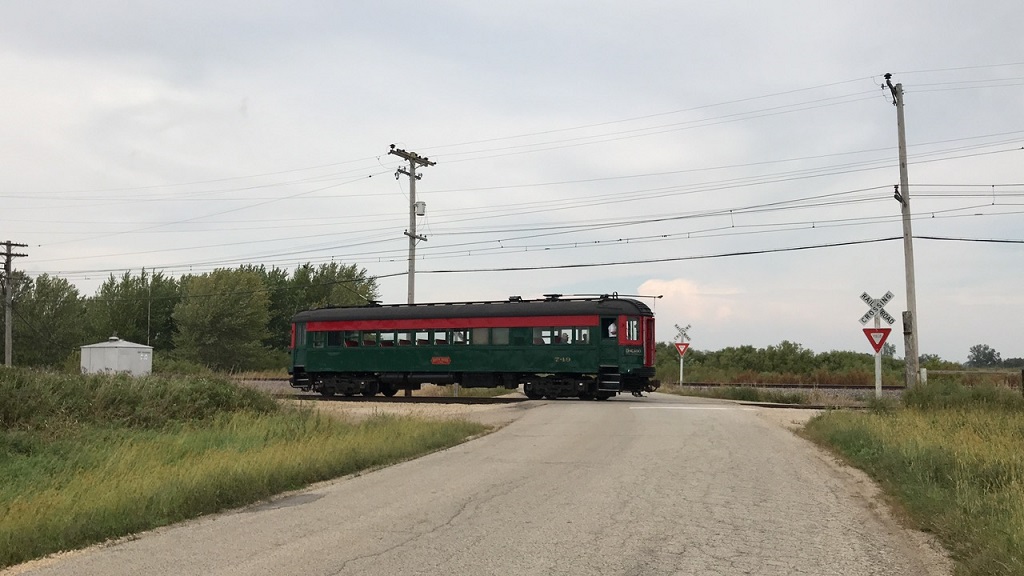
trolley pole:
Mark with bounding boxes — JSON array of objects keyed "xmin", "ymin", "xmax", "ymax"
[
  {"xmin": 388, "ymin": 145, "xmax": 436, "ymax": 305},
  {"xmin": 2, "ymin": 241, "xmax": 28, "ymax": 367},
  {"xmin": 885, "ymin": 74, "xmax": 920, "ymax": 387}
]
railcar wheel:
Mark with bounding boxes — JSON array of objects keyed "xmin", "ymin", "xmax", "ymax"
[
  {"xmin": 524, "ymin": 391, "xmax": 543, "ymax": 400},
  {"xmin": 595, "ymin": 392, "xmax": 613, "ymax": 400},
  {"xmin": 381, "ymin": 386, "xmax": 398, "ymax": 397},
  {"xmin": 320, "ymin": 389, "xmax": 335, "ymax": 397}
]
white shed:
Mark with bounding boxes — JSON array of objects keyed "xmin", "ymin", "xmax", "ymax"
[{"xmin": 80, "ymin": 337, "xmax": 153, "ymax": 376}]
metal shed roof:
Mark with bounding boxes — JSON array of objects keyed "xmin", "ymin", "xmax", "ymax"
[{"xmin": 81, "ymin": 336, "xmax": 152, "ymax": 349}]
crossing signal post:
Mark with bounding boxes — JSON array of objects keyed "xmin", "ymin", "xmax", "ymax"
[
  {"xmin": 674, "ymin": 342, "xmax": 690, "ymax": 385},
  {"xmin": 859, "ymin": 290, "xmax": 895, "ymax": 398},
  {"xmin": 674, "ymin": 323, "xmax": 692, "ymax": 386}
]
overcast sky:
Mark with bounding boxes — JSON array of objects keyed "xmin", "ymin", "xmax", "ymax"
[{"xmin": 2, "ymin": 1, "xmax": 1022, "ymax": 362}]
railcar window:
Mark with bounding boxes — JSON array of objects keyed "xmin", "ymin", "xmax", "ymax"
[
  {"xmin": 295, "ymin": 325, "xmax": 306, "ymax": 346},
  {"xmin": 533, "ymin": 328, "xmax": 560, "ymax": 345},
  {"xmin": 312, "ymin": 331, "xmax": 326, "ymax": 348},
  {"xmin": 452, "ymin": 329, "xmax": 470, "ymax": 345},
  {"xmin": 575, "ymin": 327, "xmax": 591, "ymax": 344},
  {"xmin": 471, "ymin": 328, "xmax": 489, "ymax": 345},
  {"xmin": 492, "ymin": 327, "xmax": 510, "ymax": 345},
  {"xmin": 398, "ymin": 332, "xmax": 413, "ymax": 346},
  {"xmin": 380, "ymin": 332, "xmax": 396, "ymax": 347},
  {"xmin": 363, "ymin": 332, "xmax": 378, "ymax": 347},
  {"xmin": 601, "ymin": 318, "xmax": 617, "ymax": 338},
  {"xmin": 510, "ymin": 328, "xmax": 531, "ymax": 345},
  {"xmin": 626, "ymin": 318, "xmax": 640, "ymax": 342},
  {"xmin": 415, "ymin": 331, "xmax": 432, "ymax": 345},
  {"xmin": 326, "ymin": 331, "xmax": 342, "ymax": 347}
]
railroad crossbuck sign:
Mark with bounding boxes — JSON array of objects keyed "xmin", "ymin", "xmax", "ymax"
[
  {"xmin": 859, "ymin": 291, "xmax": 895, "ymax": 325},
  {"xmin": 674, "ymin": 342, "xmax": 690, "ymax": 356}
]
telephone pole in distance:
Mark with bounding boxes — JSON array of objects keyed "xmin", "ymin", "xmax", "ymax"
[{"xmin": 2, "ymin": 241, "xmax": 28, "ymax": 366}]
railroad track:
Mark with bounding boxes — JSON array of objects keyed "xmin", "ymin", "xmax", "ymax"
[
  {"xmin": 680, "ymin": 382, "xmax": 906, "ymax": 391},
  {"xmin": 269, "ymin": 393, "xmax": 529, "ymax": 405}
]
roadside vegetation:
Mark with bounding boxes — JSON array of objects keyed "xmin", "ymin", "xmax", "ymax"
[
  {"xmin": 652, "ymin": 340, "xmax": 960, "ymax": 387},
  {"xmin": 0, "ymin": 368, "xmax": 486, "ymax": 570},
  {"xmin": 804, "ymin": 379, "xmax": 1024, "ymax": 576}
]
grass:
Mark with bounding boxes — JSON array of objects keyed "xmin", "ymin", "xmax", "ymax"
[
  {"xmin": 0, "ymin": 368, "xmax": 487, "ymax": 569},
  {"xmin": 804, "ymin": 381, "xmax": 1024, "ymax": 576}
]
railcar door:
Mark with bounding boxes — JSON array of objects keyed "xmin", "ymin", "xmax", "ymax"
[
  {"xmin": 599, "ymin": 316, "xmax": 619, "ymax": 365},
  {"xmin": 643, "ymin": 316, "xmax": 655, "ymax": 367}
]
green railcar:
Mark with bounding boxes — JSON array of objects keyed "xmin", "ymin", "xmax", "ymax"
[{"xmin": 289, "ymin": 294, "xmax": 659, "ymax": 400}]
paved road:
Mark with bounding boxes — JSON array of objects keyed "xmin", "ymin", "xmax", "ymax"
[{"xmin": 8, "ymin": 393, "xmax": 948, "ymax": 575}]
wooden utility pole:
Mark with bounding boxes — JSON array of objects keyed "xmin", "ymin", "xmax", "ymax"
[
  {"xmin": 388, "ymin": 145, "xmax": 436, "ymax": 305},
  {"xmin": 388, "ymin": 145, "xmax": 436, "ymax": 398},
  {"xmin": 885, "ymin": 74, "xmax": 920, "ymax": 387},
  {"xmin": 2, "ymin": 241, "xmax": 28, "ymax": 366}
]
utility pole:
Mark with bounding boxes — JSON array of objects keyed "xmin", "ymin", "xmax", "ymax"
[
  {"xmin": 2, "ymin": 241, "xmax": 28, "ymax": 367},
  {"xmin": 388, "ymin": 144, "xmax": 436, "ymax": 305},
  {"xmin": 885, "ymin": 74, "xmax": 920, "ymax": 387}
]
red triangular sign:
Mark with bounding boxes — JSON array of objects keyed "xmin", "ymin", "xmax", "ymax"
[
  {"xmin": 674, "ymin": 342, "xmax": 690, "ymax": 356},
  {"xmin": 863, "ymin": 328, "xmax": 892, "ymax": 354}
]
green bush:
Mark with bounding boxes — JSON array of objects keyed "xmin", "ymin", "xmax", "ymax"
[
  {"xmin": 903, "ymin": 380, "xmax": 1024, "ymax": 412},
  {"xmin": 0, "ymin": 368, "xmax": 277, "ymax": 431},
  {"xmin": 152, "ymin": 354, "xmax": 216, "ymax": 376}
]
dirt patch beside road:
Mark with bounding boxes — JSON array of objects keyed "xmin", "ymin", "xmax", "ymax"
[
  {"xmin": 752, "ymin": 406, "xmax": 823, "ymax": 430},
  {"xmin": 239, "ymin": 379, "xmax": 537, "ymax": 428},
  {"xmin": 283, "ymin": 394, "xmax": 536, "ymax": 428}
]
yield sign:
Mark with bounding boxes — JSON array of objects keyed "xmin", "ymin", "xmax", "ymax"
[
  {"xmin": 674, "ymin": 342, "xmax": 690, "ymax": 356},
  {"xmin": 863, "ymin": 328, "xmax": 892, "ymax": 354}
]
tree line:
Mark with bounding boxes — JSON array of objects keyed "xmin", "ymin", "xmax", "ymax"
[
  {"xmin": 0, "ymin": 263, "xmax": 378, "ymax": 372},
  {"xmin": 654, "ymin": 340, "xmax": 1021, "ymax": 386},
  {"xmin": 966, "ymin": 344, "xmax": 1024, "ymax": 369},
  {"xmin": 5, "ymin": 261, "xmax": 1016, "ymax": 376}
]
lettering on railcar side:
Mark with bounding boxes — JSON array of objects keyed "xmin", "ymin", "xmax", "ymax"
[{"xmin": 431, "ymin": 357, "xmax": 452, "ymax": 365}]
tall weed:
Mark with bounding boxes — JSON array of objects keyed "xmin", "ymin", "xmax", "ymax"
[{"xmin": 805, "ymin": 384, "xmax": 1024, "ymax": 576}]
